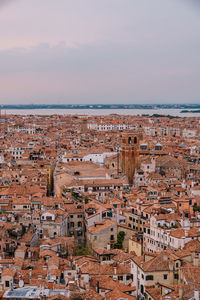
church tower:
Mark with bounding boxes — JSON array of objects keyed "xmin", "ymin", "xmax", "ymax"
[{"xmin": 121, "ymin": 131, "xmax": 142, "ymax": 185}]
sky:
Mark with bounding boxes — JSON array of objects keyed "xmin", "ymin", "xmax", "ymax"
[{"xmin": 0, "ymin": 0, "xmax": 200, "ymax": 105}]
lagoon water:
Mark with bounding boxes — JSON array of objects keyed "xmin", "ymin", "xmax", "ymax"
[{"xmin": 2, "ymin": 108, "xmax": 200, "ymax": 117}]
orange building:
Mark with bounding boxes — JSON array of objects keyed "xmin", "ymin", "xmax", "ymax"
[{"xmin": 120, "ymin": 131, "xmax": 142, "ymax": 185}]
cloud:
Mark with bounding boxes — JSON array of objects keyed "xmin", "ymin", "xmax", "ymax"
[
  {"xmin": 0, "ymin": 0, "xmax": 200, "ymax": 104},
  {"xmin": 186, "ymin": 0, "xmax": 200, "ymax": 7},
  {"xmin": 182, "ymin": 0, "xmax": 200, "ymax": 10},
  {"xmin": 0, "ymin": 0, "xmax": 15, "ymax": 8},
  {"xmin": 0, "ymin": 39, "xmax": 199, "ymax": 104}
]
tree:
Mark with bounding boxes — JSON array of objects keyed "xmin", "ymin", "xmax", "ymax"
[
  {"xmin": 75, "ymin": 247, "xmax": 92, "ymax": 256},
  {"xmin": 22, "ymin": 225, "xmax": 26, "ymax": 234},
  {"xmin": 193, "ymin": 203, "xmax": 200, "ymax": 212},
  {"xmin": 114, "ymin": 231, "xmax": 125, "ymax": 249}
]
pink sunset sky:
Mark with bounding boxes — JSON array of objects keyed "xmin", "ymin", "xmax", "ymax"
[{"xmin": 0, "ymin": 0, "xmax": 199, "ymax": 104}]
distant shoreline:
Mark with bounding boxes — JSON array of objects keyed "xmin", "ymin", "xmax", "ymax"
[
  {"xmin": 0, "ymin": 104, "xmax": 200, "ymax": 110},
  {"xmin": 1, "ymin": 108, "xmax": 200, "ymax": 117},
  {"xmin": 181, "ymin": 110, "xmax": 200, "ymax": 113}
]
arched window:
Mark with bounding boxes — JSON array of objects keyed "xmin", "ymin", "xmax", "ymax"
[
  {"xmin": 128, "ymin": 137, "xmax": 132, "ymax": 144},
  {"xmin": 134, "ymin": 136, "xmax": 137, "ymax": 144}
]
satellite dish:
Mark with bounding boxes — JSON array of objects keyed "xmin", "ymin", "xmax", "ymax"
[{"xmin": 19, "ymin": 280, "xmax": 24, "ymax": 288}]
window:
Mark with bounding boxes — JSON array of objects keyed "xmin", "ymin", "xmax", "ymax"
[
  {"xmin": 110, "ymin": 235, "xmax": 114, "ymax": 241},
  {"xmin": 78, "ymin": 222, "xmax": 82, "ymax": 227},
  {"xmin": 118, "ymin": 275, "xmax": 123, "ymax": 281},
  {"xmin": 111, "ymin": 228, "xmax": 113, "ymax": 231},
  {"xmin": 174, "ymin": 274, "xmax": 179, "ymax": 279},
  {"xmin": 5, "ymin": 281, "xmax": 9, "ymax": 287},
  {"xmin": 163, "ymin": 274, "xmax": 168, "ymax": 280},
  {"xmin": 146, "ymin": 275, "xmax": 154, "ymax": 281},
  {"xmin": 176, "ymin": 262, "xmax": 179, "ymax": 268},
  {"xmin": 140, "ymin": 284, "xmax": 144, "ymax": 294},
  {"xmin": 70, "ymin": 222, "xmax": 74, "ymax": 228},
  {"xmin": 94, "ymin": 236, "xmax": 97, "ymax": 241}
]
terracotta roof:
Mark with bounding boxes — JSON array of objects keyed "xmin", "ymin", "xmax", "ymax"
[{"xmin": 105, "ymin": 287, "xmax": 136, "ymax": 300}]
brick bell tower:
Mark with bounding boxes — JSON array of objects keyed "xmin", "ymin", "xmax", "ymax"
[{"xmin": 121, "ymin": 131, "xmax": 142, "ymax": 185}]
